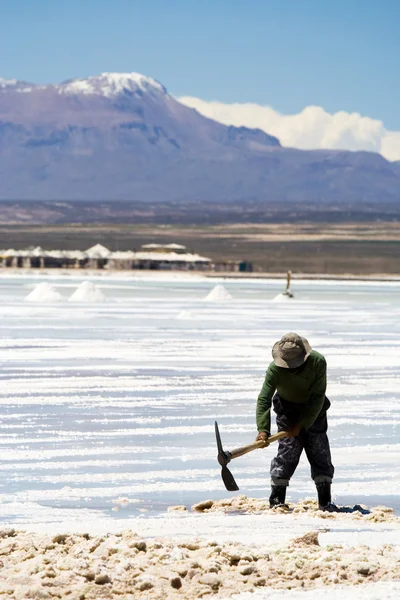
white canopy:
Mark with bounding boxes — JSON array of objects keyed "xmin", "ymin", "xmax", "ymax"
[{"xmin": 86, "ymin": 244, "xmax": 111, "ymax": 259}]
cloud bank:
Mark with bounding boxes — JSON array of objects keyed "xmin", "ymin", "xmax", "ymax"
[{"xmin": 178, "ymin": 97, "xmax": 400, "ymax": 162}]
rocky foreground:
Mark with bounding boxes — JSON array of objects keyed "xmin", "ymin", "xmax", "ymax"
[{"xmin": 0, "ymin": 499, "xmax": 399, "ymax": 600}]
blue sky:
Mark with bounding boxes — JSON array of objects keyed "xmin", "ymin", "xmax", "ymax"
[{"xmin": 1, "ymin": 0, "xmax": 399, "ymax": 128}]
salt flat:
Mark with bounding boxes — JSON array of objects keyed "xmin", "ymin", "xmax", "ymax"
[{"xmin": 0, "ymin": 274, "xmax": 399, "ymax": 599}]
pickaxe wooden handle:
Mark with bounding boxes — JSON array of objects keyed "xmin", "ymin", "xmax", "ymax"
[{"xmin": 229, "ymin": 431, "xmax": 288, "ymax": 460}]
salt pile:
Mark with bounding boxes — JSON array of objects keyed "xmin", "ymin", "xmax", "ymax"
[
  {"xmin": 25, "ymin": 282, "xmax": 63, "ymax": 303},
  {"xmin": 271, "ymin": 293, "xmax": 293, "ymax": 303},
  {"xmin": 189, "ymin": 496, "xmax": 399, "ymax": 523},
  {"xmin": 68, "ymin": 281, "xmax": 106, "ymax": 303},
  {"xmin": 204, "ymin": 284, "xmax": 233, "ymax": 302}
]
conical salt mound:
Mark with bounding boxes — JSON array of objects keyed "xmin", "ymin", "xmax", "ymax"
[
  {"xmin": 68, "ymin": 281, "xmax": 106, "ymax": 303},
  {"xmin": 204, "ymin": 284, "xmax": 233, "ymax": 302},
  {"xmin": 271, "ymin": 293, "xmax": 293, "ymax": 303},
  {"xmin": 25, "ymin": 282, "xmax": 63, "ymax": 303}
]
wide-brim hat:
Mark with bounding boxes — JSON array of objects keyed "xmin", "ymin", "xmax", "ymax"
[{"xmin": 272, "ymin": 332, "xmax": 312, "ymax": 368}]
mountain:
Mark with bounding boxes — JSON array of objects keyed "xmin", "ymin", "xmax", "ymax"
[{"xmin": 0, "ymin": 72, "xmax": 399, "ymax": 203}]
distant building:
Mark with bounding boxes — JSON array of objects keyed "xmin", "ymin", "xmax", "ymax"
[
  {"xmin": 107, "ymin": 243, "xmax": 211, "ymax": 271},
  {"xmin": 140, "ymin": 243, "xmax": 187, "ymax": 253},
  {"xmin": 0, "ymin": 243, "xmax": 252, "ymax": 273}
]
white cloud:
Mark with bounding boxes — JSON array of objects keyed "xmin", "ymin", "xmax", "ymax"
[
  {"xmin": 178, "ymin": 97, "xmax": 400, "ymax": 162},
  {"xmin": 380, "ymin": 131, "xmax": 400, "ymax": 162}
]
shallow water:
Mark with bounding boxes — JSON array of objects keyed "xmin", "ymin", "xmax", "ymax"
[{"xmin": 0, "ymin": 274, "xmax": 399, "ymax": 526}]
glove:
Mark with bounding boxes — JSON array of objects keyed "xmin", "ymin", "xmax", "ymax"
[
  {"xmin": 286, "ymin": 423, "xmax": 302, "ymax": 438},
  {"xmin": 256, "ymin": 431, "xmax": 271, "ymax": 446}
]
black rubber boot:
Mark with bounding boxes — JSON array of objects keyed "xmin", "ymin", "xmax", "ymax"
[
  {"xmin": 269, "ymin": 485, "xmax": 287, "ymax": 508},
  {"xmin": 316, "ymin": 481, "xmax": 332, "ymax": 510}
]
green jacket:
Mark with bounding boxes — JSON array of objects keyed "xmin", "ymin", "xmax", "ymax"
[{"xmin": 256, "ymin": 350, "xmax": 327, "ymax": 433}]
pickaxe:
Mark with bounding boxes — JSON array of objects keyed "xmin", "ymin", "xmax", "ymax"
[{"xmin": 215, "ymin": 421, "xmax": 288, "ymax": 491}]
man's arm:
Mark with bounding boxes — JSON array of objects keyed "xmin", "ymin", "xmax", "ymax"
[
  {"xmin": 256, "ymin": 364, "xmax": 278, "ymax": 435},
  {"xmin": 299, "ymin": 358, "xmax": 327, "ymax": 430}
]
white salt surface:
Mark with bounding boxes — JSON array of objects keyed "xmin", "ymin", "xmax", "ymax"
[
  {"xmin": 204, "ymin": 283, "xmax": 233, "ymax": 301},
  {"xmin": 68, "ymin": 280, "xmax": 106, "ymax": 302},
  {"xmin": 176, "ymin": 310, "xmax": 194, "ymax": 320},
  {"xmin": 0, "ymin": 275, "xmax": 399, "ymax": 541},
  {"xmin": 227, "ymin": 583, "xmax": 400, "ymax": 600},
  {"xmin": 25, "ymin": 281, "xmax": 63, "ymax": 302}
]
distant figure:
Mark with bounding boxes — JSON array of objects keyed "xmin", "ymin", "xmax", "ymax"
[{"xmin": 283, "ymin": 270, "xmax": 294, "ymax": 298}]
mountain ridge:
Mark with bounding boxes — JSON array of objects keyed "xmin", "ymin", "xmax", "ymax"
[{"xmin": 0, "ymin": 72, "xmax": 399, "ymax": 203}]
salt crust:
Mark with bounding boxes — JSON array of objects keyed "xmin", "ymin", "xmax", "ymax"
[
  {"xmin": 1, "ymin": 499, "xmax": 397, "ymax": 599},
  {"xmin": 0, "ymin": 523, "xmax": 399, "ymax": 600},
  {"xmin": 189, "ymin": 496, "xmax": 400, "ymax": 524}
]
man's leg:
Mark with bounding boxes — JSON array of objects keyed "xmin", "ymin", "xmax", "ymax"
[
  {"xmin": 270, "ymin": 401, "xmax": 304, "ymax": 506},
  {"xmin": 270, "ymin": 435, "xmax": 304, "ymax": 479},
  {"xmin": 303, "ymin": 399, "xmax": 335, "ymax": 508}
]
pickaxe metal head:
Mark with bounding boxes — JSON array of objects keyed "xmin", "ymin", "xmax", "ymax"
[
  {"xmin": 215, "ymin": 421, "xmax": 239, "ymax": 491},
  {"xmin": 214, "ymin": 422, "xmax": 288, "ymax": 492}
]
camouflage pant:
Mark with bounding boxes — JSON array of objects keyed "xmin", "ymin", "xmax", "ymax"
[{"xmin": 270, "ymin": 394, "xmax": 334, "ymax": 486}]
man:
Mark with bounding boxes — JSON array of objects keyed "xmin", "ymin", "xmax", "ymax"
[{"xmin": 256, "ymin": 332, "xmax": 334, "ymax": 510}]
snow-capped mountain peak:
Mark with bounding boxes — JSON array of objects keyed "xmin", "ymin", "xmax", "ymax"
[
  {"xmin": 0, "ymin": 78, "xmax": 17, "ymax": 88},
  {"xmin": 0, "ymin": 77, "xmax": 33, "ymax": 90},
  {"xmin": 58, "ymin": 72, "xmax": 167, "ymax": 97}
]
